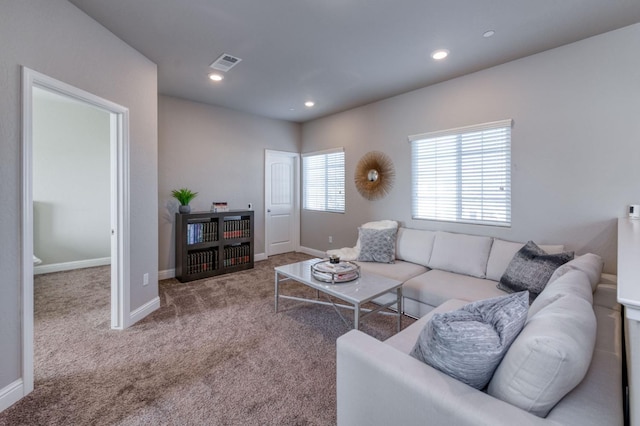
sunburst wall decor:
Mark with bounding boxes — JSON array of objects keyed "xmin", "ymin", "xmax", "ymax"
[{"xmin": 354, "ymin": 151, "xmax": 395, "ymax": 200}]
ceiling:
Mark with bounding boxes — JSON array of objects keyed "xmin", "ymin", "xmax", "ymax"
[{"xmin": 68, "ymin": 0, "xmax": 640, "ymax": 123}]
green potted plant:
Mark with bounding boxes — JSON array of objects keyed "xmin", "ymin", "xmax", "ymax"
[{"xmin": 172, "ymin": 188, "xmax": 198, "ymax": 213}]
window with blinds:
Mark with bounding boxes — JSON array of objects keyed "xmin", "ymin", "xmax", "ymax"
[
  {"xmin": 302, "ymin": 148, "xmax": 345, "ymax": 213},
  {"xmin": 409, "ymin": 119, "xmax": 512, "ymax": 227}
]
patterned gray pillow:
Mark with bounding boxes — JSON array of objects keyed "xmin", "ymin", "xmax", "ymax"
[
  {"xmin": 410, "ymin": 291, "xmax": 529, "ymax": 390},
  {"xmin": 498, "ymin": 241, "xmax": 574, "ymax": 303},
  {"xmin": 357, "ymin": 227, "xmax": 397, "ymax": 263}
]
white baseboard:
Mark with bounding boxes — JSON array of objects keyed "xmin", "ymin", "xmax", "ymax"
[
  {"xmin": 255, "ymin": 252, "xmax": 267, "ymax": 262},
  {"xmin": 0, "ymin": 379, "xmax": 24, "ymax": 413},
  {"xmin": 129, "ymin": 296, "xmax": 160, "ymax": 325},
  {"xmin": 298, "ymin": 246, "xmax": 326, "ymax": 258},
  {"xmin": 34, "ymin": 257, "xmax": 111, "ymax": 275},
  {"xmin": 158, "ymin": 269, "xmax": 175, "ymax": 280}
]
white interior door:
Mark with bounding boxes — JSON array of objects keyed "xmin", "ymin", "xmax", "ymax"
[{"xmin": 265, "ymin": 150, "xmax": 299, "ymax": 256}]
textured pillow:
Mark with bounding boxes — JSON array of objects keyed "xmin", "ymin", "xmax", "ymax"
[
  {"xmin": 427, "ymin": 232, "xmax": 493, "ymax": 278},
  {"xmin": 498, "ymin": 241, "xmax": 574, "ymax": 302},
  {"xmin": 547, "ymin": 253, "xmax": 604, "ymax": 292},
  {"xmin": 488, "ymin": 294, "xmax": 596, "ymax": 417},
  {"xmin": 486, "ymin": 239, "xmax": 565, "ymax": 282},
  {"xmin": 357, "ymin": 227, "xmax": 397, "ymax": 263},
  {"xmin": 410, "ymin": 291, "xmax": 528, "ymax": 390}
]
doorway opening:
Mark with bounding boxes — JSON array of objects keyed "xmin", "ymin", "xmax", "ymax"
[{"xmin": 21, "ymin": 67, "xmax": 131, "ymax": 395}]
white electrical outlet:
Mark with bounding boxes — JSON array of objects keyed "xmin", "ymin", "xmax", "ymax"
[
  {"xmin": 143, "ymin": 273, "xmax": 149, "ymax": 286},
  {"xmin": 329, "ymin": 236, "xmax": 333, "ymax": 243}
]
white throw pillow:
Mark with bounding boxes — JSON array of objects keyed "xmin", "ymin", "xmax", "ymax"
[
  {"xmin": 547, "ymin": 253, "xmax": 604, "ymax": 292},
  {"xmin": 488, "ymin": 294, "xmax": 596, "ymax": 417},
  {"xmin": 528, "ymin": 269, "xmax": 593, "ymax": 318},
  {"xmin": 428, "ymin": 232, "xmax": 493, "ymax": 278}
]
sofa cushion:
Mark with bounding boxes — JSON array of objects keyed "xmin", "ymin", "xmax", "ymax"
[
  {"xmin": 498, "ymin": 241, "xmax": 574, "ymax": 302},
  {"xmin": 593, "ymin": 283, "xmax": 621, "ymax": 312},
  {"xmin": 410, "ymin": 292, "xmax": 528, "ymax": 390},
  {"xmin": 548, "ymin": 253, "xmax": 604, "ymax": 292},
  {"xmin": 356, "ymin": 260, "xmax": 428, "ymax": 283},
  {"xmin": 427, "ymin": 232, "xmax": 493, "ymax": 278},
  {"xmin": 404, "ymin": 270, "xmax": 507, "ymax": 311},
  {"xmin": 357, "ymin": 227, "xmax": 397, "ymax": 263},
  {"xmin": 487, "ymin": 294, "xmax": 596, "ymax": 417},
  {"xmin": 486, "ymin": 239, "xmax": 565, "ymax": 282},
  {"xmin": 528, "ymin": 269, "xmax": 593, "ymax": 318},
  {"xmin": 395, "ymin": 228, "xmax": 436, "ymax": 267}
]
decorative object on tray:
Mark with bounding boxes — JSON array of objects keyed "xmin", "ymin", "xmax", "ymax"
[
  {"xmin": 311, "ymin": 260, "xmax": 360, "ymax": 283},
  {"xmin": 354, "ymin": 151, "xmax": 395, "ymax": 200},
  {"xmin": 329, "ymin": 254, "xmax": 341, "ymax": 264},
  {"xmin": 172, "ymin": 187, "xmax": 198, "ymax": 214}
]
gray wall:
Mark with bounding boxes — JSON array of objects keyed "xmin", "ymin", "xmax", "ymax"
[
  {"xmin": 0, "ymin": 0, "xmax": 158, "ymax": 391},
  {"xmin": 301, "ymin": 23, "xmax": 640, "ymax": 274},
  {"xmin": 158, "ymin": 95, "xmax": 300, "ymax": 273},
  {"xmin": 33, "ymin": 88, "xmax": 111, "ymax": 266}
]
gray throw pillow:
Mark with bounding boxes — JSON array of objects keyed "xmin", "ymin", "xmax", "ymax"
[
  {"xmin": 410, "ymin": 291, "xmax": 529, "ymax": 390},
  {"xmin": 498, "ymin": 241, "xmax": 574, "ymax": 303},
  {"xmin": 357, "ymin": 227, "xmax": 397, "ymax": 263}
]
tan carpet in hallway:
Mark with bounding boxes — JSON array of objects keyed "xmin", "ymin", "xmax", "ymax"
[{"xmin": 0, "ymin": 252, "xmax": 413, "ymax": 425}]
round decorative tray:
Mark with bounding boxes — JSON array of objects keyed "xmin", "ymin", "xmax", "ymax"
[{"xmin": 311, "ymin": 260, "xmax": 360, "ymax": 284}]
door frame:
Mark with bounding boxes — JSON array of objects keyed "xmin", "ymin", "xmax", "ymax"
[
  {"xmin": 21, "ymin": 67, "xmax": 131, "ymax": 395},
  {"xmin": 264, "ymin": 149, "xmax": 301, "ymax": 256}
]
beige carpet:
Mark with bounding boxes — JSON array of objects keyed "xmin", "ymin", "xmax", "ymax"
[{"xmin": 0, "ymin": 253, "xmax": 413, "ymax": 425}]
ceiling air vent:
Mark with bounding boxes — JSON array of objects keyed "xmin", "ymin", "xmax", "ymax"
[{"xmin": 209, "ymin": 53, "xmax": 242, "ymax": 72}]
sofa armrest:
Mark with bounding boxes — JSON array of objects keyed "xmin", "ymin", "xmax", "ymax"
[{"xmin": 337, "ymin": 329, "xmax": 553, "ymax": 426}]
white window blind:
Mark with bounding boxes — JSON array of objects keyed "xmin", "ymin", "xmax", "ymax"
[
  {"xmin": 302, "ymin": 148, "xmax": 345, "ymax": 213},
  {"xmin": 409, "ymin": 119, "xmax": 512, "ymax": 226}
]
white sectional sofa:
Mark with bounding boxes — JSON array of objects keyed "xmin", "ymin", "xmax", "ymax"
[{"xmin": 336, "ymin": 227, "xmax": 623, "ymax": 425}]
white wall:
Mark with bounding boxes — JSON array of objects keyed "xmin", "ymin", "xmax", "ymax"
[
  {"xmin": 158, "ymin": 95, "xmax": 301, "ymax": 274},
  {"xmin": 301, "ymin": 23, "xmax": 640, "ymax": 274},
  {"xmin": 0, "ymin": 0, "xmax": 158, "ymax": 397},
  {"xmin": 33, "ymin": 88, "xmax": 110, "ymax": 267}
]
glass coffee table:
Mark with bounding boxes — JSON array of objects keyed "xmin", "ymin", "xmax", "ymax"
[{"xmin": 274, "ymin": 258, "xmax": 403, "ymax": 332}]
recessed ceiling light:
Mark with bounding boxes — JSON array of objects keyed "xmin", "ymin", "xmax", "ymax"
[
  {"xmin": 483, "ymin": 30, "xmax": 496, "ymax": 38},
  {"xmin": 305, "ymin": 101, "xmax": 315, "ymax": 108},
  {"xmin": 431, "ymin": 49, "xmax": 449, "ymax": 60},
  {"xmin": 208, "ymin": 73, "xmax": 224, "ymax": 82}
]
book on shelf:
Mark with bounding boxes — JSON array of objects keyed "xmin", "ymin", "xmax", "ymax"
[
  {"xmin": 186, "ymin": 221, "xmax": 219, "ymax": 244},
  {"xmin": 222, "ymin": 218, "xmax": 251, "ymax": 239},
  {"xmin": 187, "ymin": 249, "xmax": 218, "ymax": 275},
  {"xmin": 223, "ymin": 243, "xmax": 250, "ymax": 267}
]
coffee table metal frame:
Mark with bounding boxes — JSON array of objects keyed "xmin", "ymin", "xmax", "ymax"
[{"xmin": 274, "ymin": 258, "xmax": 403, "ymax": 332}]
